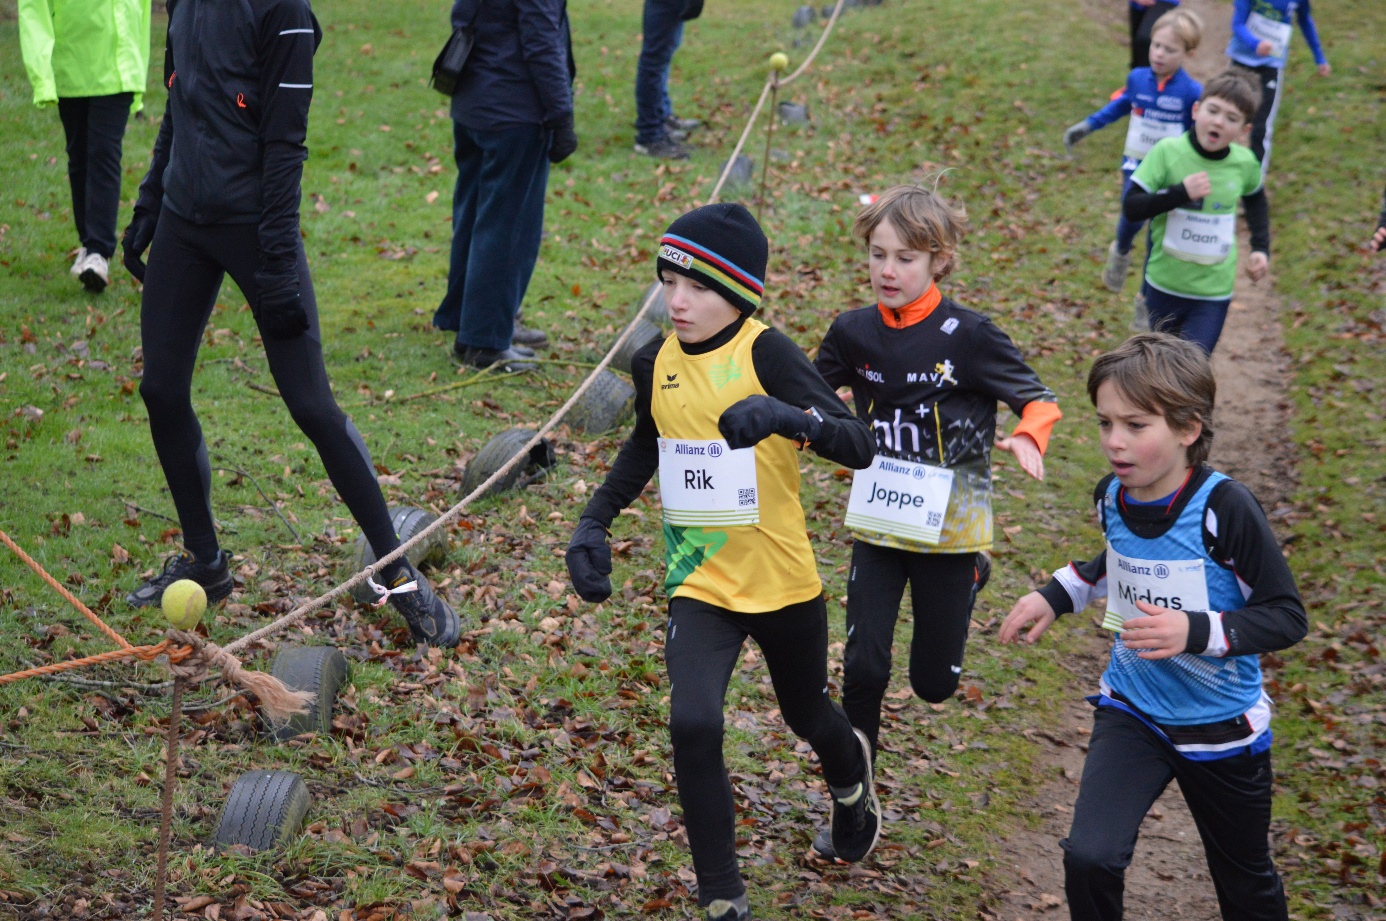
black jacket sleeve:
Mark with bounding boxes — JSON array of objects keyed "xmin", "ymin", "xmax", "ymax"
[
  {"xmin": 515, "ymin": 0, "xmax": 574, "ymax": 123},
  {"xmin": 1242, "ymin": 187, "xmax": 1271, "ymax": 255},
  {"xmin": 1123, "ymin": 178, "xmax": 1193, "ymax": 222},
  {"xmin": 969, "ymin": 316, "xmax": 1059, "ymax": 415},
  {"xmin": 134, "ymin": 20, "xmax": 176, "ymax": 216},
  {"xmin": 752, "ymin": 328, "xmax": 874, "ymax": 469},
  {"xmin": 812, "ymin": 314, "xmax": 853, "ymax": 389},
  {"xmin": 579, "ymin": 340, "xmax": 661, "ymax": 528}
]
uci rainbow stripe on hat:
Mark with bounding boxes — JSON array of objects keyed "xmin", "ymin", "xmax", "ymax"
[{"xmin": 656, "ymin": 203, "xmax": 769, "ymax": 316}]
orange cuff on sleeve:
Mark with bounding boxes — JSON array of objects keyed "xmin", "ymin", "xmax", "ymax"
[{"xmin": 1012, "ymin": 401, "xmax": 1062, "ymax": 455}]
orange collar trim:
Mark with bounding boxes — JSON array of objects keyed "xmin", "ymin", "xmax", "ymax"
[{"xmin": 878, "ymin": 284, "xmax": 941, "ymax": 329}]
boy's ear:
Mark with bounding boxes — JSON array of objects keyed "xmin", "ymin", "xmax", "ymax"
[
  {"xmin": 1178, "ymin": 417, "xmax": 1203, "ymax": 448},
  {"xmin": 1191, "ymin": 99, "xmax": 1201, "ymax": 118}
]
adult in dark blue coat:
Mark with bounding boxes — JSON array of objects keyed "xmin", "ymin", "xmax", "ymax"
[{"xmin": 432, "ymin": 0, "xmax": 577, "ymax": 371}]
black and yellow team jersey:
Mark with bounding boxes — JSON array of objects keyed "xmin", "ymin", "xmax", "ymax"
[{"xmin": 581, "ymin": 315, "xmax": 874, "ymax": 614}]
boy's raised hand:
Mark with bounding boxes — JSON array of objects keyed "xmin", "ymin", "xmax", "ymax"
[
  {"xmin": 718, "ymin": 395, "xmax": 822, "ymax": 449},
  {"xmin": 1371, "ymin": 226, "xmax": 1386, "ymax": 253},
  {"xmin": 1245, "ymin": 251, "xmax": 1269, "ymax": 282},
  {"xmin": 995, "ymin": 432, "xmax": 1044, "ymax": 480},
  {"xmin": 1182, "ymin": 171, "xmax": 1212, "ymax": 200},
  {"xmin": 1118, "ymin": 601, "xmax": 1190, "ymax": 659},
  {"xmin": 999, "ymin": 592, "xmax": 1057, "ymax": 645}
]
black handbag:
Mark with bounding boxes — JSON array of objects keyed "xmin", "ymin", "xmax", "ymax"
[{"xmin": 430, "ymin": 25, "xmax": 475, "ymax": 96}]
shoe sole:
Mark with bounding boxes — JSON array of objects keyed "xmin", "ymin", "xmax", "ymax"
[
  {"xmin": 126, "ymin": 571, "xmax": 234, "ymax": 609},
  {"xmin": 832, "ymin": 728, "xmax": 882, "ymax": 862},
  {"xmin": 80, "ymin": 269, "xmax": 108, "ymax": 293}
]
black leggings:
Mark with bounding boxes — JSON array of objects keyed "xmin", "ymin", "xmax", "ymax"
[
  {"xmin": 1128, "ymin": 2, "xmax": 1178, "ymax": 70},
  {"xmin": 138, "ymin": 209, "xmax": 399, "ymax": 562},
  {"xmin": 664, "ymin": 595, "xmax": 866, "ymax": 905},
  {"xmin": 56, "ymin": 93, "xmax": 132, "ymax": 259},
  {"xmin": 1233, "ymin": 62, "xmax": 1282, "ymax": 179},
  {"xmin": 842, "ymin": 542, "xmax": 978, "ymax": 758}
]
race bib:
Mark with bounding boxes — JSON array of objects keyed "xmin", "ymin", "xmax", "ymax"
[
  {"xmin": 1123, "ymin": 113, "xmax": 1183, "ymax": 161},
  {"xmin": 1246, "ymin": 11, "xmax": 1292, "ymax": 59},
  {"xmin": 1102, "ymin": 545, "xmax": 1210, "ymax": 631},
  {"xmin": 844, "ymin": 455, "xmax": 954, "ymax": 545},
  {"xmin": 657, "ymin": 438, "xmax": 759, "ymax": 527},
  {"xmin": 1163, "ymin": 208, "xmax": 1235, "ymax": 265}
]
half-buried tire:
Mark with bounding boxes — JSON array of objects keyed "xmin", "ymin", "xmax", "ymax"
[
  {"xmin": 459, "ymin": 428, "xmax": 557, "ymax": 499},
  {"xmin": 345, "ymin": 505, "xmax": 447, "ymax": 604},
  {"xmin": 611, "ymin": 317, "xmax": 664, "ymax": 375},
  {"xmin": 636, "ymin": 281, "xmax": 669, "ymax": 326},
  {"xmin": 567, "ymin": 369, "xmax": 636, "ymax": 435},
  {"xmin": 212, "ymin": 770, "xmax": 310, "ymax": 852},
  {"xmin": 266, "ymin": 645, "xmax": 348, "ymax": 741}
]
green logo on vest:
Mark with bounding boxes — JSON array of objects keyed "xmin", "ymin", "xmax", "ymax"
[
  {"xmin": 709, "ymin": 356, "xmax": 742, "ymax": 390},
  {"xmin": 663, "ymin": 523, "xmax": 728, "ymax": 592}
]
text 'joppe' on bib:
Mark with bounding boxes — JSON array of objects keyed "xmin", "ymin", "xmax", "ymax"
[
  {"xmin": 657, "ymin": 438, "xmax": 760, "ymax": 527},
  {"xmin": 844, "ymin": 454, "xmax": 954, "ymax": 545}
]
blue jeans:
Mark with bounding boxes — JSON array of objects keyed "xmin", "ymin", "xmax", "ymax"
[
  {"xmin": 433, "ymin": 122, "xmax": 550, "ymax": 351},
  {"xmin": 635, "ymin": 0, "xmax": 685, "ymax": 144},
  {"xmin": 1142, "ymin": 281, "xmax": 1231, "ymax": 355}
]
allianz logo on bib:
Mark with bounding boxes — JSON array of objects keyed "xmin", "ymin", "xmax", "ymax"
[{"xmin": 1117, "ymin": 558, "xmax": 1171, "ymax": 578}]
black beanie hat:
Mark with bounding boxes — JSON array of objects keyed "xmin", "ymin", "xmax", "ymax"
[{"xmin": 656, "ymin": 202, "xmax": 768, "ymax": 315}]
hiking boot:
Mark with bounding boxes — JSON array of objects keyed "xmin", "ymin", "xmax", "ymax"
[
  {"xmin": 1131, "ymin": 292, "xmax": 1151, "ymax": 332},
  {"xmin": 70, "ymin": 247, "xmax": 88, "ymax": 277},
  {"xmin": 78, "ymin": 251, "xmax": 109, "ymax": 293},
  {"xmin": 453, "ymin": 344, "xmax": 537, "ymax": 373},
  {"xmin": 127, "ymin": 550, "xmax": 234, "ymax": 608},
  {"xmin": 381, "ymin": 562, "xmax": 461, "ymax": 648},
  {"xmin": 705, "ymin": 895, "xmax": 750, "ymax": 921},
  {"xmin": 809, "ymin": 827, "xmax": 838, "ymax": 861},
  {"xmin": 633, "ymin": 134, "xmax": 691, "ymax": 160},
  {"xmin": 1101, "ymin": 241, "xmax": 1130, "ymax": 292},
  {"xmin": 665, "ymin": 114, "xmax": 701, "ymax": 140},
  {"xmin": 512, "ymin": 324, "xmax": 549, "ymax": 348},
  {"xmin": 829, "ymin": 728, "xmax": 882, "ymax": 862}
]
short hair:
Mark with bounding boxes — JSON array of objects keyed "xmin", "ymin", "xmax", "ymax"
[
  {"xmin": 853, "ymin": 184, "xmax": 968, "ymax": 280},
  {"xmin": 1086, "ymin": 333, "xmax": 1215, "ymax": 467},
  {"xmin": 1200, "ymin": 70, "xmax": 1262, "ymax": 124},
  {"xmin": 1151, "ymin": 8, "xmax": 1203, "ymax": 53}
]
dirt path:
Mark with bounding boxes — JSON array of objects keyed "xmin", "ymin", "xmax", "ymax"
[{"xmin": 985, "ymin": 2, "xmax": 1298, "ymax": 918}]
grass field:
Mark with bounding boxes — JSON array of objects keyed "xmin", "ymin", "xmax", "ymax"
[{"xmin": 0, "ymin": 0, "xmax": 1383, "ymax": 918}]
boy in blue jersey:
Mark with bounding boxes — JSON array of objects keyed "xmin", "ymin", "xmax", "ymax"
[
  {"xmin": 1000, "ymin": 333, "xmax": 1307, "ymax": 921},
  {"xmin": 1064, "ymin": 9, "xmax": 1203, "ymax": 302},
  {"xmin": 1226, "ymin": 0, "xmax": 1330, "ymax": 181}
]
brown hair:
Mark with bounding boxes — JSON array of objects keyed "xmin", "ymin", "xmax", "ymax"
[
  {"xmin": 853, "ymin": 184, "xmax": 968, "ymax": 280},
  {"xmin": 1200, "ymin": 70, "xmax": 1262, "ymax": 124},
  {"xmin": 1086, "ymin": 333, "xmax": 1215, "ymax": 467},
  {"xmin": 1151, "ymin": 7, "xmax": 1203, "ymax": 53}
]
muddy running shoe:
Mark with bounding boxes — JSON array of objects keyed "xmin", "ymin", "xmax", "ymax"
[
  {"xmin": 1131, "ymin": 292, "xmax": 1152, "ymax": 332},
  {"xmin": 380, "ymin": 562, "xmax": 461, "ymax": 648},
  {"xmin": 829, "ymin": 728, "xmax": 882, "ymax": 862},
  {"xmin": 705, "ymin": 895, "xmax": 750, "ymax": 921},
  {"xmin": 127, "ymin": 550, "xmax": 234, "ymax": 608},
  {"xmin": 1101, "ymin": 241, "xmax": 1130, "ymax": 292}
]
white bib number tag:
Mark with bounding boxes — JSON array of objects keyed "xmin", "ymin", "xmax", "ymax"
[
  {"xmin": 657, "ymin": 438, "xmax": 759, "ymax": 526},
  {"xmin": 1102, "ymin": 545, "xmax": 1210, "ymax": 631},
  {"xmin": 844, "ymin": 455, "xmax": 954, "ymax": 544},
  {"xmin": 1246, "ymin": 12, "xmax": 1292, "ymax": 59},
  {"xmin": 1163, "ymin": 208, "xmax": 1235, "ymax": 265},
  {"xmin": 1123, "ymin": 113, "xmax": 1183, "ymax": 161}
]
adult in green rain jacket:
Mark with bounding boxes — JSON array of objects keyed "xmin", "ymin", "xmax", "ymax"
[{"xmin": 18, "ymin": 0, "xmax": 150, "ymax": 293}]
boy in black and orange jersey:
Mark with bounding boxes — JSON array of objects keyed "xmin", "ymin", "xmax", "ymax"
[
  {"xmin": 810, "ymin": 184, "xmax": 1060, "ymax": 855},
  {"xmin": 564, "ymin": 203, "xmax": 881, "ymax": 921}
]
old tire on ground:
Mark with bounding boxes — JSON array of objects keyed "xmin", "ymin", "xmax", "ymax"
[
  {"xmin": 611, "ymin": 317, "xmax": 665, "ymax": 375},
  {"xmin": 635, "ymin": 281, "xmax": 669, "ymax": 326},
  {"xmin": 722, "ymin": 154, "xmax": 755, "ymax": 188},
  {"xmin": 459, "ymin": 427, "xmax": 557, "ymax": 499},
  {"xmin": 345, "ymin": 505, "xmax": 447, "ymax": 604},
  {"xmin": 567, "ymin": 370, "xmax": 636, "ymax": 435},
  {"xmin": 212, "ymin": 770, "xmax": 311, "ymax": 852},
  {"xmin": 266, "ymin": 645, "xmax": 348, "ymax": 741}
]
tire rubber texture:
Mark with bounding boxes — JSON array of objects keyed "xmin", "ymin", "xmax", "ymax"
[
  {"xmin": 346, "ymin": 505, "xmax": 447, "ymax": 604},
  {"xmin": 611, "ymin": 317, "xmax": 665, "ymax": 375},
  {"xmin": 212, "ymin": 770, "xmax": 311, "ymax": 852},
  {"xmin": 723, "ymin": 153, "xmax": 754, "ymax": 187},
  {"xmin": 567, "ymin": 369, "xmax": 636, "ymax": 435},
  {"xmin": 459, "ymin": 427, "xmax": 557, "ymax": 499},
  {"xmin": 266, "ymin": 645, "xmax": 349, "ymax": 741}
]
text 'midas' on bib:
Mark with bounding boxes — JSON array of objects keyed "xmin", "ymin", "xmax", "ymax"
[
  {"xmin": 1162, "ymin": 208, "xmax": 1235, "ymax": 265},
  {"xmin": 658, "ymin": 438, "xmax": 760, "ymax": 527},
  {"xmin": 844, "ymin": 455, "xmax": 954, "ymax": 545},
  {"xmin": 1102, "ymin": 544, "xmax": 1210, "ymax": 632}
]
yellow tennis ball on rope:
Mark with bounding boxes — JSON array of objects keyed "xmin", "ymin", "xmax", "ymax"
[
  {"xmin": 769, "ymin": 52, "xmax": 790, "ymax": 72},
  {"xmin": 162, "ymin": 579, "xmax": 207, "ymax": 630}
]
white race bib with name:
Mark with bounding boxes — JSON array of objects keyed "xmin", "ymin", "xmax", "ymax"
[
  {"xmin": 1123, "ymin": 113, "xmax": 1183, "ymax": 161},
  {"xmin": 1102, "ymin": 545, "xmax": 1210, "ymax": 631},
  {"xmin": 1163, "ymin": 208, "xmax": 1235, "ymax": 265},
  {"xmin": 844, "ymin": 455, "xmax": 954, "ymax": 545},
  {"xmin": 1246, "ymin": 12, "xmax": 1292, "ymax": 60},
  {"xmin": 657, "ymin": 438, "xmax": 759, "ymax": 527}
]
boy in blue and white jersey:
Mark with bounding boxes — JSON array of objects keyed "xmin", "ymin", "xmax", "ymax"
[
  {"xmin": 1000, "ymin": 333, "xmax": 1307, "ymax": 921},
  {"xmin": 1063, "ymin": 9, "xmax": 1203, "ymax": 299},
  {"xmin": 1226, "ymin": 0, "xmax": 1330, "ymax": 180}
]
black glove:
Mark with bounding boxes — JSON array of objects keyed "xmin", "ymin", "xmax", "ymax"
[
  {"xmin": 121, "ymin": 208, "xmax": 158, "ymax": 282},
  {"xmin": 566, "ymin": 516, "xmax": 612, "ymax": 603},
  {"xmin": 253, "ymin": 270, "xmax": 309, "ymax": 340},
  {"xmin": 547, "ymin": 114, "xmax": 578, "ymax": 164},
  {"xmin": 1062, "ymin": 120, "xmax": 1092, "ymax": 156},
  {"xmin": 718, "ymin": 395, "xmax": 823, "ymax": 450}
]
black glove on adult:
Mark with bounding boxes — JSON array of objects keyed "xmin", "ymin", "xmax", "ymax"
[
  {"xmin": 121, "ymin": 208, "xmax": 158, "ymax": 282},
  {"xmin": 547, "ymin": 114, "xmax": 579, "ymax": 164},
  {"xmin": 253, "ymin": 270, "xmax": 309, "ymax": 340},
  {"xmin": 718, "ymin": 395, "xmax": 823, "ymax": 450},
  {"xmin": 566, "ymin": 516, "xmax": 612, "ymax": 603}
]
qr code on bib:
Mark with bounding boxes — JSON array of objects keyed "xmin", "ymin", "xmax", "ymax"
[
  {"xmin": 738, "ymin": 488, "xmax": 757, "ymax": 507},
  {"xmin": 926, "ymin": 511, "xmax": 943, "ymax": 528}
]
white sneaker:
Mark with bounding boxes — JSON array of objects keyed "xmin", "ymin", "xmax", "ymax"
[
  {"xmin": 1101, "ymin": 241, "xmax": 1130, "ymax": 293},
  {"xmin": 70, "ymin": 247, "xmax": 87, "ymax": 276},
  {"xmin": 78, "ymin": 251, "xmax": 109, "ymax": 293}
]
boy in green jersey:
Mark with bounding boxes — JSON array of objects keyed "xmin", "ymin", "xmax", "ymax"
[{"xmin": 1122, "ymin": 71, "xmax": 1269, "ymax": 354}]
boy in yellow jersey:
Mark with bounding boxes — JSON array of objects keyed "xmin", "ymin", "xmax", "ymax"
[{"xmin": 565, "ymin": 203, "xmax": 880, "ymax": 921}]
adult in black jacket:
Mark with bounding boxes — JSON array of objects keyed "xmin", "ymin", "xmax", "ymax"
[
  {"xmin": 431, "ymin": 0, "xmax": 577, "ymax": 371},
  {"xmin": 120, "ymin": 0, "xmax": 460, "ymax": 648}
]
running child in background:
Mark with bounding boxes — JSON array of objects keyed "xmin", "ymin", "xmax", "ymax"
[
  {"xmin": 1064, "ymin": 9, "xmax": 1203, "ymax": 309},
  {"xmin": 564, "ymin": 203, "xmax": 881, "ymax": 921},
  {"xmin": 1000, "ymin": 332, "xmax": 1307, "ymax": 921},
  {"xmin": 1122, "ymin": 71, "xmax": 1269, "ymax": 355},
  {"xmin": 809, "ymin": 184, "xmax": 1061, "ymax": 854},
  {"xmin": 1226, "ymin": 0, "xmax": 1330, "ymax": 181},
  {"xmin": 1127, "ymin": 0, "xmax": 1179, "ymax": 70}
]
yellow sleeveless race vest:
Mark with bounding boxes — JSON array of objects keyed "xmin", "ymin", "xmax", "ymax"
[{"xmin": 651, "ymin": 319, "xmax": 821, "ymax": 612}]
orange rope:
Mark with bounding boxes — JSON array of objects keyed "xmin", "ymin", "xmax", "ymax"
[
  {"xmin": 0, "ymin": 641, "xmax": 191, "ymax": 685},
  {"xmin": 0, "ymin": 528, "xmax": 135, "ymax": 650}
]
